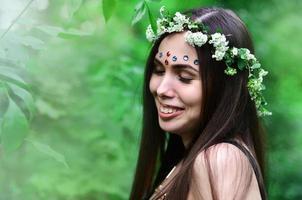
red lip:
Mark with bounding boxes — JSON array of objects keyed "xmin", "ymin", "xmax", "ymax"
[{"xmin": 158, "ymin": 109, "xmax": 185, "ymax": 120}]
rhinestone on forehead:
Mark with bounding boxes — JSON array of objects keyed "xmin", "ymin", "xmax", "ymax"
[
  {"xmin": 183, "ymin": 55, "xmax": 189, "ymax": 61},
  {"xmin": 172, "ymin": 56, "xmax": 177, "ymax": 61},
  {"xmin": 159, "ymin": 52, "xmax": 163, "ymax": 58},
  {"xmin": 194, "ymin": 59, "xmax": 199, "ymax": 65}
]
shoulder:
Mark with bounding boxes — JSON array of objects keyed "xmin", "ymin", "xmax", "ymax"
[
  {"xmin": 193, "ymin": 142, "xmax": 251, "ymax": 170},
  {"xmin": 188, "ymin": 142, "xmax": 262, "ymax": 199}
]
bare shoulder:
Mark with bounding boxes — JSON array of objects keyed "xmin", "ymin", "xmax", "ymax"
[
  {"xmin": 193, "ymin": 142, "xmax": 251, "ymax": 171},
  {"xmin": 189, "ymin": 143, "xmax": 261, "ymax": 200}
]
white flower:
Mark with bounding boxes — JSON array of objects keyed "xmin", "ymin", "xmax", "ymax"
[
  {"xmin": 188, "ymin": 23, "xmax": 198, "ymax": 29},
  {"xmin": 209, "ymin": 33, "xmax": 228, "ymax": 47},
  {"xmin": 239, "ymin": 48, "xmax": 256, "ymax": 61},
  {"xmin": 258, "ymin": 109, "xmax": 272, "ymax": 117},
  {"xmin": 239, "ymin": 48, "xmax": 257, "ymax": 61},
  {"xmin": 231, "ymin": 47, "xmax": 238, "ymax": 56},
  {"xmin": 248, "ymin": 78, "xmax": 263, "ymax": 92},
  {"xmin": 212, "ymin": 46, "xmax": 229, "ymax": 61},
  {"xmin": 159, "ymin": 6, "xmax": 165, "ymax": 17},
  {"xmin": 185, "ymin": 31, "xmax": 195, "ymax": 45},
  {"xmin": 259, "ymin": 69, "xmax": 268, "ymax": 77},
  {"xmin": 173, "ymin": 12, "xmax": 190, "ymax": 25},
  {"xmin": 170, "ymin": 23, "xmax": 184, "ymax": 32},
  {"xmin": 166, "ymin": 22, "xmax": 183, "ymax": 33},
  {"xmin": 210, "ymin": 33, "xmax": 223, "ymax": 41},
  {"xmin": 156, "ymin": 18, "xmax": 167, "ymax": 35},
  {"xmin": 224, "ymin": 67, "xmax": 237, "ymax": 75},
  {"xmin": 212, "ymin": 50, "xmax": 226, "ymax": 61},
  {"xmin": 146, "ymin": 25, "xmax": 157, "ymax": 42},
  {"xmin": 209, "ymin": 33, "xmax": 229, "ymax": 61},
  {"xmin": 258, "ymin": 69, "xmax": 268, "ymax": 82},
  {"xmin": 185, "ymin": 31, "xmax": 208, "ymax": 47},
  {"xmin": 247, "ymin": 53, "xmax": 256, "ymax": 61},
  {"xmin": 244, "ymin": 49, "xmax": 251, "ymax": 54},
  {"xmin": 216, "ymin": 45, "xmax": 229, "ymax": 52}
]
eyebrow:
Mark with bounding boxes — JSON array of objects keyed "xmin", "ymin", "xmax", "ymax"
[{"xmin": 154, "ymin": 58, "xmax": 199, "ymax": 73}]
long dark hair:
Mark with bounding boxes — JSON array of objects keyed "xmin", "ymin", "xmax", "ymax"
[{"xmin": 130, "ymin": 7, "xmax": 267, "ymax": 200}]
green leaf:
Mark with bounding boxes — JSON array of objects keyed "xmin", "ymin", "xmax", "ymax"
[
  {"xmin": 6, "ymin": 83, "xmax": 35, "ymax": 121},
  {"xmin": 238, "ymin": 59, "xmax": 246, "ymax": 70},
  {"xmin": 131, "ymin": 0, "xmax": 147, "ymax": 25},
  {"xmin": 102, "ymin": 0, "xmax": 117, "ymax": 23},
  {"xmin": 0, "ymin": 82, "xmax": 9, "ymax": 119},
  {"xmin": 0, "ymin": 66, "xmax": 25, "ymax": 83},
  {"xmin": 58, "ymin": 28, "xmax": 92, "ymax": 38},
  {"xmin": 147, "ymin": 0, "xmax": 162, "ymax": 2},
  {"xmin": 35, "ymin": 25, "xmax": 63, "ymax": 37},
  {"xmin": 0, "ymin": 65, "xmax": 30, "ymax": 91},
  {"xmin": 1, "ymin": 97, "xmax": 29, "ymax": 153},
  {"xmin": 35, "ymin": 25, "xmax": 91, "ymax": 38},
  {"xmin": 25, "ymin": 139, "xmax": 69, "ymax": 169},
  {"xmin": 251, "ymin": 63, "xmax": 261, "ymax": 70},
  {"xmin": 145, "ymin": 2, "xmax": 157, "ymax": 33}
]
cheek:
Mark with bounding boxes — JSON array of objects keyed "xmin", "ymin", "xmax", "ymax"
[{"xmin": 181, "ymin": 82, "xmax": 202, "ymax": 108}]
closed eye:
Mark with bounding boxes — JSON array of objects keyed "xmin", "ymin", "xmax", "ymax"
[
  {"xmin": 179, "ymin": 75, "xmax": 193, "ymax": 83},
  {"xmin": 178, "ymin": 70, "xmax": 194, "ymax": 83},
  {"xmin": 152, "ymin": 60, "xmax": 196, "ymax": 84},
  {"xmin": 153, "ymin": 65, "xmax": 165, "ymax": 75}
]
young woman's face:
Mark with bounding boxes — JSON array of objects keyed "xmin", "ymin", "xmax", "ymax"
[{"xmin": 149, "ymin": 32, "xmax": 202, "ymax": 145}]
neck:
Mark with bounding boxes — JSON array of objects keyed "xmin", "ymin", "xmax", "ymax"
[{"xmin": 181, "ymin": 134, "xmax": 192, "ymax": 149}]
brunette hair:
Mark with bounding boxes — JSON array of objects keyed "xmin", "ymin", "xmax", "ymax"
[{"xmin": 130, "ymin": 7, "xmax": 267, "ymax": 200}]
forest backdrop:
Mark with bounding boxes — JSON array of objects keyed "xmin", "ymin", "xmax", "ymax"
[{"xmin": 0, "ymin": 0, "xmax": 301, "ymax": 199}]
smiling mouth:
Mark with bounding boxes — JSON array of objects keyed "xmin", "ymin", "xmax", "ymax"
[{"xmin": 158, "ymin": 103, "xmax": 185, "ymax": 120}]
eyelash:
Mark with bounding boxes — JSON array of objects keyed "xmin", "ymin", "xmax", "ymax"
[
  {"xmin": 153, "ymin": 68, "xmax": 193, "ymax": 84},
  {"xmin": 179, "ymin": 76, "xmax": 193, "ymax": 83}
]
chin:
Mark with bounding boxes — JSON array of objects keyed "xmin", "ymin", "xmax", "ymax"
[{"xmin": 158, "ymin": 121, "xmax": 184, "ymax": 134}]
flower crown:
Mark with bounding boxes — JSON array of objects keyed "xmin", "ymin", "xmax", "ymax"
[{"xmin": 146, "ymin": 6, "xmax": 271, "ymax": 117}]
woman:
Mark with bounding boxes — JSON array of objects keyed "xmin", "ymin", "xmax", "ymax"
[{"xmin": 130, "ymin": 6, "xmax": 270, "ymax": 200}]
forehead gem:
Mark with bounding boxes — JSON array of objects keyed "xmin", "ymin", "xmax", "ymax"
[
  {"xmin": 159, "ymin": 52, "xmax": 163, "ymax": 58},
  {"xmin": 165, "ymin": 59, "xmax": 169, "ymax": 65},
  {"xmin": 166, "ymin": 51, "xmax": 171, "ymax": 57},
  {"xmin": 172, "ymin": 56, "xmax": 177, "ymax": 62},
  {"xmin": 183, "ymin": 55, "xmax": 189, "ymax": 61},
  {"xmin": 194, "ymin": 59, "xmax": 199, "ymax": 65}
]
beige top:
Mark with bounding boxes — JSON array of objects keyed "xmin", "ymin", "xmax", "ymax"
[{"xmin": 149, "ymin": 142, "xmax": 263, "ymax": 200}]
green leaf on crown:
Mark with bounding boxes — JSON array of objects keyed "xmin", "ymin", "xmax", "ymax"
[{"xmin": 237, "ymin": 58, "xmax": 246, "ymax": 70}]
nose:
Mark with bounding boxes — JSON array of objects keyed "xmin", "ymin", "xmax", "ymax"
[{"xmin": 156, "ymin": 75, "xmax": 175, "ymax": 98}]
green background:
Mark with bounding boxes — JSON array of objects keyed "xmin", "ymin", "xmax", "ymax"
[{"xmin": 0, "ymin": 0, "xmax": 301, "ymax": 199}]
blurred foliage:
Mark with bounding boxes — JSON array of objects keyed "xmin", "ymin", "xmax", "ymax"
[{"xmin": 0, "ymin": 0, "xmax": 301, "ymax": 199}]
